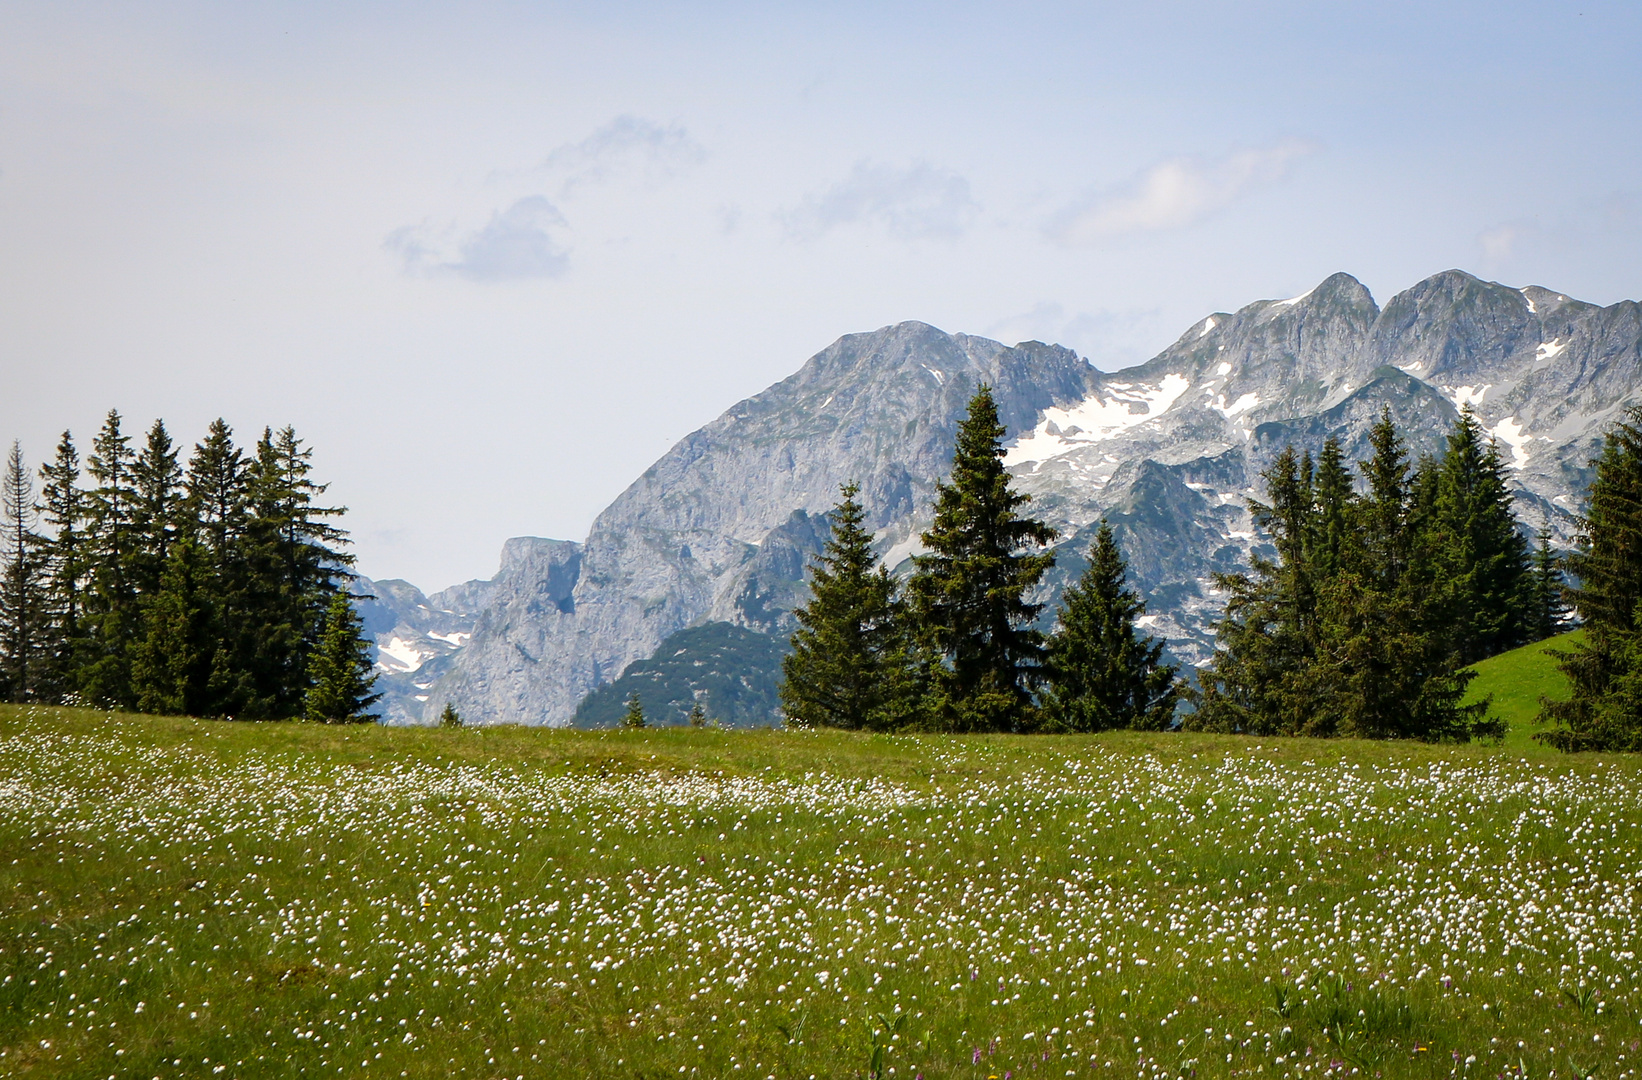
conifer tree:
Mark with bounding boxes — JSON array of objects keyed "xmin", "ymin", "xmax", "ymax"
[
  {"xmin": 302, "ymin": 592, "xmax": 380, "ymax": 723},
  {"xmin": 439, "ymin": 702, "xmax": 463, "ymax": 728},
  {"xmin": 80, "ymin": 410, "xmax": 138, "ymax": 707},
  {"xmin": 780, "ymin": 482, "xmax": 910, "ymax": 730},
  {"xmin": 1042, "ymin": 521, "xmax": 1177, "ymax": 731},
  {"xmin": 130, "ymin": 538, "xmax": 212, "ymax": 717},
  {"xmin": 1526, "ymin": 531, "xmax": 1565, "ymax": 642},
  {"xmin": 1541, "ymin": 405, "xmax": 1642, "ymax": 751},
  {"xmin": 620, "ymin": 693, "xmax": 647, "ymax": 729},
  {"xmin": 185, "ymin": 420, "xmax": 257, "ymax": 716},
  {"xmin": 908, "ymin": 386, "xmax": 1057, "ymax": 732},
  {"xmin": 1430, "ymin": 407, "xmax": 1530, "ymax": 662},
  {"xmin": 130, "ymin": 420, "xmax": 184, "ymax": 599},
  {"xmin": 687, "ymin": 701, "xmax": 708, "ymax": 728},
  {"xmin": 36, "ymin": 432, "xmax": 86, "ymax": 702},
  {"xmin": 0, "ymin": 442, "xmax": 50, "ymax": 701}
]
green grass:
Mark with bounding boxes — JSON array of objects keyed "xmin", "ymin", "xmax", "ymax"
[
  {"xmin": 5, "ymin": 706, "xmax": 1642, "ymax": 1080},
  {"xmin": 1463, "ymin": 630, "xmax": 1584, "ymax": 752}
]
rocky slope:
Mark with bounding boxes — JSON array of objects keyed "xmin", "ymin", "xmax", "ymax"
[{"xmin": 411, "ymin": 269, "xmax": 1641, "ymax": 726}]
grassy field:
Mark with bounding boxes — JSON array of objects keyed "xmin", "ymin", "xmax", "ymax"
[
  {"xmin": 4, "ymin": 705, "xmax": 1642, "ymax": 1080},
  {"xmin": 1462, "ymin": 630, "xmax": 1582, "ymax": 753}
]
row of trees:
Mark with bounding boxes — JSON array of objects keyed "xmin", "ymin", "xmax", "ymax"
[
  {"xmin": 1190, "ymin": 408, "xmax": 1560, "ymax": 740},
  {"xmin": 780, "ymin": 387, "xmax": 1177, "ymax": 734},
  {"xmin": 0, "ymin": 411, "xmax": 379, "ymax": 722},
  {"xmin": 782, "ymin": 388, "xmax": 1559, "ymax": 742}
]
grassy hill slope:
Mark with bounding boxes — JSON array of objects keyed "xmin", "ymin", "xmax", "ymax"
[
  {"xmin": 3, "ymin": 707, "xmax": 1639, "ymax": 1079},
  {"xmin": 1462, "ymin": 629, "xmax": 1582, "ymax": 751}
]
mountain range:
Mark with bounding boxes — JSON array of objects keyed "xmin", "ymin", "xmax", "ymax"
[{"xmin": 362, "ymin": 269, "xmax": 1642, "ymax": 726}]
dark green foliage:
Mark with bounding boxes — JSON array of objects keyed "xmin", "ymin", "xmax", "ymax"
[
  {"xmin": 1541, "ymin": 405, "xmax": 1642, "ymax": 751},
  {"xmin": 1041, "ymin": 521, "xmax": 1178, "ymax": 731},
  {"xmin": 908, "ymin": 386, "xmax": 1056, "ymax": 732},
  {"xmin": 1192, "ymin": 414, "xmax": 1498, "ymax": 742},
  {"xmin": 687, "ymin": 702, "xmax": 708, "ymax": 728},
  {"xmin": 574, "ymin": 622, "xmax": 789, "ymax": 728},
  {"xmin": 1429, "ymin": 407, "xmax": 1531, "ymax": 663},
  {"xmin": 0, "ymin": 442, "xmax": 50, "ymax": 702},
  {"xmin": 303, "ymin": 592, "xmax": 380, "ymax": 723},
  {"xmin": 620, "ymin": 693, "xmax": 647, "ymax": 729},
  {"xmin": 1527, "ymin": 532, "xmax": 1566, "ymax": 642},
  {"xmin": 13, "ymin": 413, "xmax": 359, "ymax": 720},
  {"xmin": 780, "ymin": 482, "xmax": 913, "ymax": 730},
  {"xmin": 131, "ymin": 539, "xmax": 212, "ymax": 717},
  {"xmin": 439, "ymin": 703, "xmax": 463, "ymax": 728}
]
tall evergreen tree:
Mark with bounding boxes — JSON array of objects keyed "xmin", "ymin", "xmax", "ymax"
[
  {"xmin": 130, "ymin": 538, "xmax": 212, "ymax": 717},
  {"xmin": 0, "ymin": 443, "xmax": 50, "ymax": 701},
  {"xmin": 1042, "ymin": 521, "xmax": 1178, "ymax": 731},
  {"xmin": 36, "ymin": 432, "xmax": 86, "ymax": 702},
  {"xmin": 80, "ymin": 410, "xmax": 138, "ymax": 707},
  {"xmin": 1541, "ymin": 405, "xmax": 1642, "ymax": 751},
  {"xmin": 303, "ymin": 591, "xmax": 380, "ymax": 723},
  {"xmin": 129, "ymin": 419, "xmax": 184, "ymax": 599},
  {"xmin": 780, "ymin": 482, "xmax": 911, "ymax": 730},
  {"xmin": 185, "ymin": 420, "xmax": 256, "ymax": 717},
  {"xmin": 1526, "ymin": 531, "xmax": 1566, "ymax": 642},
  {"xmin": 620, "ymin": 692, "xmax": 647, "ymax": 729},
  {"xmin": 908, "ymin": 386, "xmax": 1057, "ymax": 732},
  {"xmin": 1430, "ymin": 407, "xmax": 1530, "ymax": 663}
]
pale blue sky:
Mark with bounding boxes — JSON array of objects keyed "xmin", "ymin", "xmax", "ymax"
[{"xmin": 2, "ymin": 1, "xmax": 1638, "ymax": 590}]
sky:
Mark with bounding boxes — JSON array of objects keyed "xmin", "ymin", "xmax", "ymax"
[{"xmin": 2, "ymin": 1, "xmax": 1639, "ymax": 592}]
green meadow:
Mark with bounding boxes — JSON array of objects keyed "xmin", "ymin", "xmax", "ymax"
[{"xmin": 4, "ymin": 694, "xmax": 1640, "ymax": 1080}]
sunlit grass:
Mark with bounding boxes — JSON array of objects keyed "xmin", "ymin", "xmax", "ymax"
[
  {"xmin": 4, "ymin": 706, "xmax": 1641, "ymax": 1079},
  {"xmin": 1463, "ymin": 630, "xmax": 1583, "ymax": 753}
]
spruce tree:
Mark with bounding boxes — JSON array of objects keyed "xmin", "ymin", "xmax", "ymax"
[
  {"xmin": 1430, "ymin": 407, "xmax": 1530, "ymax": 663},
  {"xmin": 186, "ymin": 420, "xmax": 256, "ymax": 717},
  {"xmin": 439, "ymin": 702, "xmax": 463, "ymax": 728},
  {"xmin": 302, "ymin": 592, "xmax": 380, "ymax": 723},
  {"xmin": 780, "ymin": 482, "xmax": 909, "ymax": 730},
  {"xmin": 1526, "ymin": 531, "xmax": 1565, "ymax": 642},
  {"xmin": 1541, "ymin": 405, "xmax": 1642, "ymax": 751},
  {"xmin": 130, "ymin": 538, "xmax": 212, "ymax": 717},
  {"xmin": 80, "ymin": 410, "xmax": 138, "ymax": 707},
  {"xmin": 620, "ymin": 693, "xmax": 647, "ymax": 729},
  {"xmin": 36, "ymin": 432, "xmax": 86, "ymax": 703},
  {"xmin": 130, "ymin": 419, "xmax": 184, "ymax": 599},
  {"xmin": 0, "ymin": 442, "xmax": 50, "ymax": 702},
  {"xmin": 687, "ymin": 701, "xmax": 708, "ymax": 728},
  {"xmin": 1042, "ymin": 521, "xmax": 1177, "ymax": 731},
  {"xmin": 908, "ymin": 386, "xmax": 1057, "ymax": 732}
]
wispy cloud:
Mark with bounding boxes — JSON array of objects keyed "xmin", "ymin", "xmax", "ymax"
[
  {"xmin": 784, "ymin": 161, "xmax": 978, "ymax": 241},
  {"xmin": 386, "ymin": 196, "xmax": 569, "ymax": 282},
  {"xmin": 1477, "ymin": 223, "xmax": 1523, "ymax": 260},
  {"xmin": 538, "ymin": 115, "xmax": 705, "ymax": 198},
  {"xmin": 1046, "ymin": 141, "xmax": 1314, "ymax": 245}
]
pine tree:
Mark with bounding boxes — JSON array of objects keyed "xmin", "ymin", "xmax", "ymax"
[
  {"xmin": 80, "ymin": 410, "xmax": 138, "ymax": 707},
  {"xmin": 908, "ymin": 386, "xmax": 1057, "ymax": 732},
  {"xmin": 439, "ymin": 702, "xmax": 463, "ymax": 728},
  {"xmin": 185, "ymin": 420, "xmax": 257, "ymax": 717},
  {"xmin": 620, "ymin": 693, "xmax": 647, "ymax": 729},
  {"xmin": 36, "ymin": 432, "xmax": 86, "ymax": 703},
  {"xmin": 129, "ymin": 419, "xmax": 184, "ymax": 599},
  {"xmin": 1526, "ymin": 531, "xmax": 1566, "ymax": 642},
  {"xmin": 1541, "ymin": 405, "xmax": 1642, "ymax": 751},
  {"xmin": 130, "ymin": 538, "xmax": 212, "ymax": 717},
  {"xmin": 0, "ymin": 442, "xmax": 50, "ymax": 701},
  {"xmin": 780, "ymin": 482, "xmax": 910, "ymax": 730},
  {"xmin": 687, "ymin": 701, "xmax": 708, "ymax": 728},
  {"xmin": 1042, "ymin": 521, "xmax": 1178, "ymax": 731},
  {"xmin": 1430, "ymin": 407, "xmax": 1530, "ymax": 663},
  {"xmin": 302, "ymin": 592, "xmax": 380, "ymax": 723}
]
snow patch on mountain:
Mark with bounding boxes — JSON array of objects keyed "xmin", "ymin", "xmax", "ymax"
[
  {"xmin": 1004, "ymin": 373, "xmax": 1190, "ymax": 468},
  {"xmin": 1491, "ymin": 417, "xmax": 1532, "ymax": 468}
]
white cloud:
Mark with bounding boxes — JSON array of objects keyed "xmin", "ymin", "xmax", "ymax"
[
  {"xmin": 1046, "ymin": 141, "xmax": 1314, "ymax": 244},
  {"xmin": 386, "ymin": 195, "xmax": 569, "ymax": 282},
  {"xmin": 539, "ymin": 115, "xmax": 705, "ymax": 197},
  {"xmin": 1478, "ymin": 223, "xmax": 1522, "ymax": 259},
  {"xmin": 783, "ymin": 161, "xmax": 978, "ymax": 241}
]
